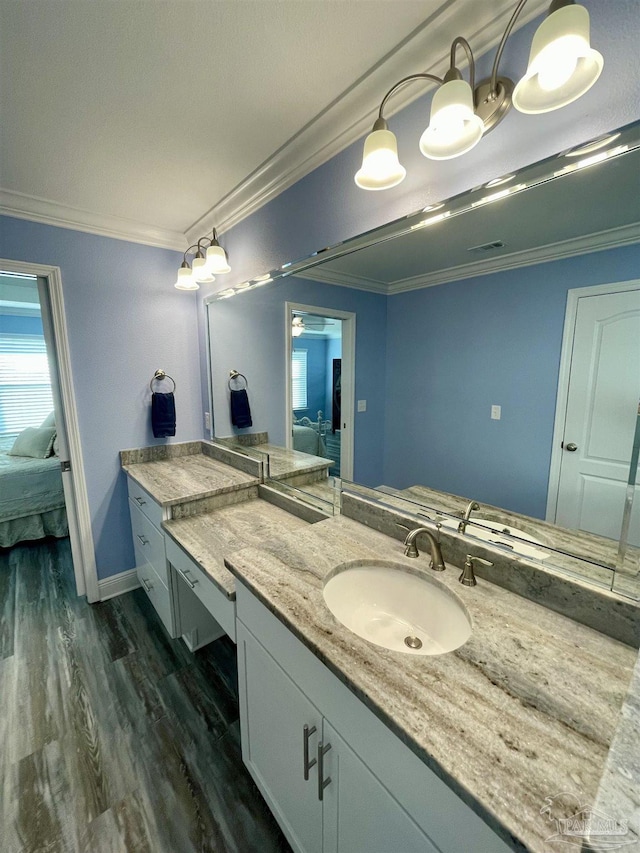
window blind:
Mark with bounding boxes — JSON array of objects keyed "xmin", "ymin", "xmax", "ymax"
[
  {"xmin": 0, "ymin": 333, "xmax": 54, "ymax": 438},
  {"xmin": 291, "ymin": 349, "xmax": 308, "ymax": 409}
]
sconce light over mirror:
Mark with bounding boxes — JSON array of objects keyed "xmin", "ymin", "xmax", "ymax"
[
  {"xmin": 355, "ymin": 0, "xmax": 604, "ymax": 190},
  {"xmin": 175, "ymin": 228, "xmax": 231, "ymax": 291}
]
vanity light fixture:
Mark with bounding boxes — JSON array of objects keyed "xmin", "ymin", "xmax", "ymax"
[
  {"xmin": 355, "ymin": 0, "xmax": 604, "ymax": 190},
  {"xmin": 292, "ymin": 316, "xmax": 305, "ymax": 337},
  {"xmin": 174, "ymin": 228, "xmax": 231, "ymax": 290}
]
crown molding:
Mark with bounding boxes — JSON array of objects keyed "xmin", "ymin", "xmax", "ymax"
[
  {"xmin": 1, "ymin": 1, "xmax": 548, "ymax": 249},
  {"xmin": 293, "ymin": 223, "xmax": 640, "ymax": 297},
  {"xmin": 186, "ymin": 0, "xmax": 548, "ymax": 243},
  {"xmin": 0, "ymin": 188, "xmax": 188, "ymax": 251},
  {"xmin": 296, "ymin": 266, "xmax": 388, "ymax": 293},
  {"xmin": 387, "ymin": 223, "xmax": 640, "ymax": 294}
]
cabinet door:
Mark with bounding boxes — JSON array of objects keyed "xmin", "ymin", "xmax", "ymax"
[
  {"xmin": 322, "ymin": 721, "xmax": 439, "ymax": 853},
  {"xmin": 237, "ymin": 622, "xmax": 323, "ymax": 853}
]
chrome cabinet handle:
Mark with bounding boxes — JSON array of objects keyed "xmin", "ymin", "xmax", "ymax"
[
  {"xmin": 317, "ymin": 741, "xmax": 331, "ymax": 801},
  {"xmin": 136, "ymin": 534, "xmax": 149, "ymax": 546},
  {"xmin": 141, "ymin": 577, "xmax": 153, "ymax": 592},
  {"xmin": 134, "ymin": 496, "xmax": 146, "ymax": 506},
  {"xmin": 179, "ymin": 568, "xmax": 198, "ymax": 589},
  {"xmin": 303, "ymin": 724, "xmax": 317, "ymax": 780}
]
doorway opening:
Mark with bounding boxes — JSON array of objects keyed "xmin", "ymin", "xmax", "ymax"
[
  {"xmin": 285, "ymin": 302, "xmax": 355, "ymax": 480},
  {"xmin": 0, "ymin": 261, "xmax": 98, "ymax": 602}
]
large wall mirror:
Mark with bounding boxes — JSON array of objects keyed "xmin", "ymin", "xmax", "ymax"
[{"xmin": 206, "ymin": 119, "xmax": 640, "ymax": 592}]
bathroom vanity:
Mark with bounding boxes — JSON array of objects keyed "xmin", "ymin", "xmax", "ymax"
[{"xmin": 121, "ymin": 440, "xmax": 639, "ymax": 853}]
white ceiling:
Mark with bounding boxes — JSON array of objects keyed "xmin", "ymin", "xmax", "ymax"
[{"xmin": 0, "ymin": 0, "xmax": 547, "ymax": 250}]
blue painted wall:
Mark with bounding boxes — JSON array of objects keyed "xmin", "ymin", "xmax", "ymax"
[
  {"xmin": 383, "ymin": 243, "xmax": 640, "ymax": 517},
  {"xmin": 209, "ymin": 274, "xmax": 387, "ymax": 485},
  {"xmin": 0, "ymin": 216, "xmax": 202, "ymax": 580}
]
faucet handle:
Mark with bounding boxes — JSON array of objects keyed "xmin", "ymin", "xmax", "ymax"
[{"xmin": 459, "ymin": 555, "xmax": 493, "ymax": 587}]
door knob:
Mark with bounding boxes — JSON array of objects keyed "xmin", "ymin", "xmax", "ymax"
[{"xmin": 564, "ymin": 442, "xmax": 578, "ymax": 451}]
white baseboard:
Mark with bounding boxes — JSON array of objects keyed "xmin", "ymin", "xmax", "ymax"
[{"xmin": 98, "ymin": 568, "xmax": 140, "ymax": 601}]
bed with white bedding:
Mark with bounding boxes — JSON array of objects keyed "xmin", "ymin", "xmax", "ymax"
[{"xmin": 0, "ymin": 447, "xmax": 68, "ymax": 548}]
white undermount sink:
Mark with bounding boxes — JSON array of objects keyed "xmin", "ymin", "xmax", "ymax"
[
  {"xmin": 323, "ymin": 562, "xmax": 471, "ymax": 656},
  {"xmin": 438, "ymin": 516, "xmax": 550, "ymax": 560}
]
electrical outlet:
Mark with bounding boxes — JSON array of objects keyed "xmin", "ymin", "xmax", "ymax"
[
  {"xmin": 491, "ymin": 405, "xmax": 501, "ymax": 420},
  {"xmin": 357, "ymin": 399, "xmax": 367, "ymax": 412},
  {"xmin": 204, "ymin": 411, "xmax": 211, "ymax": 431}
]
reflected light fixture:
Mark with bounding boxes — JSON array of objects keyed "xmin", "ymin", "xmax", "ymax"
[
  {"xmin": 174, "ymin": 228, "xmax": 231, "ymax": 291},
  {"xmin": 355, "ymin": 0, "xmax": 604, "ymax": 190},
  {"xmin": 292, "ymin": 316, "xmax": 305, "ymax": 337}
]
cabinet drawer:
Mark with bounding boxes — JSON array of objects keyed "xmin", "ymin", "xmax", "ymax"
[
  {"xmin": 165, "ymin": 535, "xmax": 236, "ymax": 641},
  {"xmin": 135, "ymin": 553, "xmax": 177, "ymax": 638},
  {"xmin": 129, "ymin": 499, "xmax": 168, "ymax": 585},
  {"xmin": 127, "ymin": 477, "xmax": 163, "ymax": 529}
]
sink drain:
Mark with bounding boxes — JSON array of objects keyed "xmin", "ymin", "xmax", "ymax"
[{"xmin": 404, "ymin": 636, "xmax": 423, "ymax": 649}]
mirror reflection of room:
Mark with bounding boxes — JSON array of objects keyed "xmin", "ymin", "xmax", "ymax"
[{"xmin": 291, "ymin": 311, "xmax": 342, "ymax": 477}]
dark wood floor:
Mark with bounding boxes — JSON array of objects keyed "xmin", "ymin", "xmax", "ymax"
[{"xmin": 0, "ymin": 537, "xmax": 292, "ymax": 853}]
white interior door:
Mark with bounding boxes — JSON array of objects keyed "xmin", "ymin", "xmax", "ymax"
[{"xmin": 554, "ymin": 286, "xmax": 640, "ymax": 544}]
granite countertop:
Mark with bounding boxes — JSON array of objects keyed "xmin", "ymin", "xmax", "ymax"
[
  {"xmin": 255, "ymin": 443, "xmax": 332, "ymax": 480},
  {"xmin": 163, "ymin": 498, "xmax": 310, "ymax": 598},
  {"xmin": 224, "ymin": 514, "xmax": 638, "ymax": 853},
  {"xmin": 122, "ymin": 453, "xmax": 258, "ymax": 506}
]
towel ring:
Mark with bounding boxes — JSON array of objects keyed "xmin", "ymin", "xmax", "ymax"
[
  {"xmin": 228, "ymin": 369, "xmax": 248, "ymax": 390},
  {"xmin": 150, "ymin": 369, "xmax": 176, "ymax": 392}
]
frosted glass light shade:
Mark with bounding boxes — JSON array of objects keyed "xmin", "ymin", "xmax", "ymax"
[
  {"xmin": 192, "ymin": 256, "xmax": 215, "ymax": 283},
  {"xmin": 355, "ymin": 128, "xmax": 406, "ymax": 190},
  {"xmin": 175, "ymin": 266, "xmax": 199, "ymax": 291},
  {"xmin": 292, "ymin": 317, "xmax": 305, "ymax": 337},
  {"xmin": 206, "ymin": 243, "xmax": 231, "ymax": 274},
  {"xmin": 512, "ymin": 4, "xmax": 603, "ymax": 114},
  {"xmin": 419, "ymin": 79, "xmax": 484, "ymax": 160}
]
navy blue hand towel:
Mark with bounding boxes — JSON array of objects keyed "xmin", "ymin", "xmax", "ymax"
[
  {"xmin": 230, "ymin": 389, "xmax": 252, "ymax": 428},
  {"xmin": 152, "ymin": 392, "xmax": 176, "ymax": 438}
]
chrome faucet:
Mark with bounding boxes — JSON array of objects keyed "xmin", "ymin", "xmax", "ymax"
[
  {"xmin": 398, "ymin": 525, "xmax": 446, "ymax": 571},
  {"xmin": 459, "ymin": 554, "xmax": 493, "ymax": 586},
  {"xmin": 458, "ymin": 500, "xmax": 480, "ymax": 534}
]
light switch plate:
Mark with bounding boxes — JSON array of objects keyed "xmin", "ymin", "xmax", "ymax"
[
  {"xmin": 357, "ymin": 400, "xmax": 367, "ymax": 412},
  {"xmin": 204, "ymin": 411, "xmax": 211, "ymax": 430},
  {"xmin": 491, "ymin": 405, "xmax": 501, "ymax": 420}
]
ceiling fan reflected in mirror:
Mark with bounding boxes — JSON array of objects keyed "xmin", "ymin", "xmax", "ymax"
[{"xmin": 291, "ymin": 315, "xmax": 337, "ymax": 337}]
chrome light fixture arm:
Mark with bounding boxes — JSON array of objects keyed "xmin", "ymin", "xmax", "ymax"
[
  {"xmin": 376, "ymin": 72, "xmax": 444, "ymax": 124},
  {"xmin": 449, "ymin": 36, "xmax": 476, "ymax": 95}
]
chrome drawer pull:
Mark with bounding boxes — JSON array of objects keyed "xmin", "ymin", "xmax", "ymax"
[
  {"xmin": 303, "ymin": 724, "xmax": 317, "ymax": 780},
  {"xmin": 136, "ymin": 534, "xmax": 149, "ymax": 546},
  {"xmin": 134, "ymin": 496, "xmax": 146, "ymax": 506},
  {"xmin": 317, "ymin": 741, "xmax": 331, "ymax": 801},
  {"xmin": 180, "ymin": 568, "xmax": 198, "ymax": 589},
  {"xmin": 141, "ymin": 577, "xmax": 153, "ymax": 592}
]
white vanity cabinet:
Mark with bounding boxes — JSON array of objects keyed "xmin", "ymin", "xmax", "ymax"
[
  {"xmin": 236, "ymin": 581, "xmax": 511, "ymax": 853},
  {"xmin": 127, "ymin": 475, "xmax": 226, "ymax": 650},
  {"xmin": 128, "ymin": 477, "xmax": 179, "ymax": 638},
  {"xmin": 238, "ymin": 622, "xmax": 434, "ymax": 853}
]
